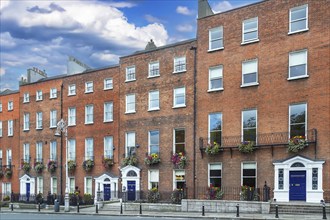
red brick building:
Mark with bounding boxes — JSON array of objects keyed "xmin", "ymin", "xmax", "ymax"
[{"xmin": 195, "ymin": 0, "xmax": 329, "ymax": 202}]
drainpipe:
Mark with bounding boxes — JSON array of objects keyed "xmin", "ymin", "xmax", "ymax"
[
  {"xmin": 60, "ymin": 83, "xmax": 64, "ymax": 200},
  {"xmin": 190, "ymin": 45, "xmax": 197, "ymax": 199}
]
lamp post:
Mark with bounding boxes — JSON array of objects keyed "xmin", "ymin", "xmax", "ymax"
[{"xmin": 55, "ymin": 119, "xmax": 69, "ymax": 212}]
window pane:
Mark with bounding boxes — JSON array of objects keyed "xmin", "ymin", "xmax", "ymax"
[
  {"xmin": 243, "ymin": 178, "xmax": 256, "ymax": 187},
  {"xmin": 244, "ymin": 20, "xmax": 257, "ymax": 30},
  {"xmin": 290, "ymin": 64, "xmax": 306, "ymax": 77},
  {"xmin": 290, "ymin": 104, "xmax": 306, "ymax": 124},
  {"xmin": 243, "ymin": 110, "xmax": 256, "ymax": 128},
  {"xmin": 211, "ymin": 78, "xmax": 223, "ymax": 89},
  {"xmin": 210, "ymin": 178, "xmax": 221, "ymax": 187},
  {"xmin": 243, "ymin": 73, "xmax": 257, "ymax": 84},
  {"xmin": 290, "ymin": 124, "xmax": 305, "ymax": 137},
  {"xmin": 243, "ymin": 128, "xmax": 256, "ymax": 142},
  {"xmin": 291, "ymin": 7, "xmax": 306, "ymax": 21},
  {"xmin": 210, "ymin": 169, "xmax": 221, "ymax": 176},
  {"xmin": 175, "ymin": 130, "xmax": 185, "ymax": 143},
  {"xmin": 243, "ymin": 168, "xmax": 256, "ymax": 176},
  {"xmin": 209, "ymin": 113, "xmax": 222, "ymax": 131},
  {"xmin": 211, "ymin": 40, "xmax": 223, "ymax": 49},
  {"xmin": 244, "ymin": 31, "xmax": 257, "ymax": 41}
]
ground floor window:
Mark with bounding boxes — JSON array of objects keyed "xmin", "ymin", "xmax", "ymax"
[
  {"xmin": 51, "ymin": 177, "xmax": 57, "ymax": 194},
  {"xmin": 37, "ymin": 177, "xmax": 43, "ymax": 194},
  {"xmin": 85, "ymin": 177, "xmax": 92, "ymax": 194},
  {"xmin": 148, "ymin": 170, "xmax": 159, "ymax": 190},
  {"xmin": 69, "ymin": 177, "xmax": 75, "ymax": 193},
  {"xmin": 242, "ymin": 162, "xmax": 256, "ymax": 188},
  {"xmin": 209, "ymin": 163, "xmax": 222, "ymax": 187},
  {"xmin": 278, "ymin": 169, "xmax": 284, "ymax": 190},
  {"xmin": 2, "ymin": 183, "xmax": 11, "ymax": 196},
  {"xmin": 174, "ymin": 170, "xmax": 185, "ymax": 189},
  {"xmin": 312, "ymin": 168, "xmax": 318, "ymax": 190}
]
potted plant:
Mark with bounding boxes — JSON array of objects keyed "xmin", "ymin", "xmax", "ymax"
[
  {"xmin": 34, "ymin": 161, "xmax": 45, "ymax": 174},
  {"xmin": 240, "ymin": 185, "xmax": 259, "ymax": 201},
  {"xmin": 205, "ymin": 142, "xmax": 223, "ymax": 155},
  {"xmin": 82, "ymin": 159, "xmax": 94, "ymax": 172},
  {"xmin": 288, "ymin": 136, "xmax": 308, "ymax": 153},
  {"xmin": 67, "ymin": 160, "xmax": 76, "ymax": 173},
  {"xmin": 103, "ymin": 157, "xmax": 114, "ymax": 168},
  {"xmin": 238, "ymin": 141, "xmax": 255, "ymax": 153},
  {"xmin": 47, "ymin": 160, "xmax": 57, "ymax": 173},
  {"xmin": 4, "ymin": 168, "xmax": 12, "ymax": 178},
  {"xmin": 144, "ymin": 153, "xmax": 161, "ymax": 165},
  {"xmin": 122, "ymin": 156, "xmax": 138, "ymax": 166},
  {"xmin": 22, "ymin": 162, "xmax": 31, "ymax": 173},
  {"xmin": 171, "ymin": 152, "xmax": 187, "ymax": 169},
  {"xmin": 171, "ymin": 188, "xmax": 184, "ymax": 204},
  {"xmin": 208, "ymin": 184, "xmax": 224, "ymax": 200},
  {"xmin": 147, "ymin": 187, "xmax": 160, "ymax": 203}
]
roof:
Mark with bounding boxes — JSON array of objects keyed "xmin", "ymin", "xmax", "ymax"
[
  {"xmin": 0, "ymin": 89, "xmax": 19, "ymax": 96},
  {"xmin": 120, "ymin": 38, "xmax": 197, "ymax": 59}
]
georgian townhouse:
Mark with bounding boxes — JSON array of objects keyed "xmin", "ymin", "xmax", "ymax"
[
  {"xmin": 195, "ymin": 0, "xmax": 329, "ymax": 202},
  {"xmin": 118, "ymin": 39, "xmax": 197, "ymax": 200},
  {"xmin": 0, "ymin": 89, "xmax": 20, "ymax": 195}
]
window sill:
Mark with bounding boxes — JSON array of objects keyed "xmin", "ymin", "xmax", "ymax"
[
  {"xmin": 288, "ymin": 28, "xmax": 309, "ymax": 35},
  {"xmin": 125, "ymin": 79, "xmax": 136, "ymax": 83},
  {"xmin": 68, "ymin": 94, "xmax": 76, "ymax": 96},
  {"xmin": 148, "ymin": 108, "xmax": 160, "ymax": 112},
  {"xmin": 85, "ymin": 122, "xmax": 94, "ymax": 125},
  {"xmin": 7, "ymin": 109, "xmax": 13, "ymax": 112},
  {"xmin": 23, "ymin": 129, "xmax": 30, "ymax": 132},
  {"xmin": 287, "ymin": 75, "xmax": 309, "ymax": 81},
  {"xmin": 104, "ymin": 120, "xmax": 114, "ymax": 123},
  {"xmin": 50, "ymin": 97, "xmax": 57, "ymax": 99},
  {"xmin": 172, "ymin": 105, "xmax": 186, "ymax": 109},
  {"xmin": 49, "ymin": 126, "xmax": 57, "ymax": 129},
  {"xmin": 36, "ymin": 99, "xmax": 43, "ymax": 102},
  {"xmin": 208, "ymin": 47, "xmax": 224, "ymax": 53},
  {"xmin": 147, "ymin": 75, "xmax": 160, "ymax": 79},
  {"xmin": 36, "ymin": 128, "xmax": 43, "ymax": 130},
  {"xmin": 68, "ymin": 124, "xmax": 76, "ymax": 127},
  {"xmin": 207, "ymin": 88, "xmax": 224, "ymax": 93},
  {"xmin": 125, "ymin": 111, "xmax": 136, "ymax": 114},
  {"xmin": 85, "ymin": 91, "xmax": 93, "ymax": 94},
  {"xmin": 173, "ymin": 70, "xmax": 186, "ymax": 74},
  {"xmin": 241, "ymin": 39, "xmax": 259, "ymax": 45},
  {"xmin": 240, "ymin": 83, "xmax": 259, "ymax": 88},
  {"xmin": 104, "ymin": 88, "xmax": 113, "ymax": 91},
  {"xmin": 23, "ymin": 101, "xmax": 30, "ymax": 104},
  {"xmin": 8, "ymin": 135, "xmax": 13, "ymax": 137}
]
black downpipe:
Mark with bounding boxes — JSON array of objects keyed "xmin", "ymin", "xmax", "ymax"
[
  {"xmin": 60, "ymin": 83, "xmax": 64, "ymax": 201},
  {"xmin": 190, "ymin": 45, "xmax": 197, "ymax": 199}
]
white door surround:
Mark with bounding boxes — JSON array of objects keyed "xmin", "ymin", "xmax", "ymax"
[
  {"xmin": 19, "ymin": 174, "xmax": 35, "ymax": 195},
  {"xmin": 120, "ymin": 165, "xmax": 140, "ymax": 192},
  {"xmin": 94, "ymin": 173, "xmax": 119, "ymax": 203}
]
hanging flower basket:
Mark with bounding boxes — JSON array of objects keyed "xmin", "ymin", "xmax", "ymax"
[
  {"xmin": 67, "ymin": 160, "xmax": 76, "ymax": 173},
  {"xmin": 5, "ymin": 168, "xmax": 12, "ymax": 178},
  {"xmin": 205, "ymin": 142, "xmax": 223, "ymax": 155},
  {"xmin": 122, "ymin": 156, "xmax": 138, "ymax": 166},
  {"xmin": 238, "ymin": 141, "xmax": 255, "ymax": 153},
  {"xmin": 82, "ymin": 159, "xmax": 94, "ymax": 172},
  {"xmin": 47, "ymin": 160, "xmax": 58, "ymax": 173},
  {"xmin": 144, "ymin": 153, "xmax": 161, "ymax": 165},
  {"xmin": 288, "ymin": 136, "xmax": 308, "ymax": 153},
  {"xmin": 34, "ymin": 162, "xmax": 45, "ymax": 173},
  {"xmin": 171, "ymin": 152, "xmax": 187, "ymax": 169},
  {"xmin": 22, "ymin": 162, "xmax": 31, "ymax": 173},
  {"xmin": 103, "ymin": 157, "xmax": 114, "ymax": 168}
]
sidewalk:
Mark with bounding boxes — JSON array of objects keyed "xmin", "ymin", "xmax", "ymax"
[{"xmin": 0, "ymin": 204, "xmax": 326, "ymax": 220}]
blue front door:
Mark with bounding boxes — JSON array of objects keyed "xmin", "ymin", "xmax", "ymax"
[
  {"xmin": 104, "ymin": 184, "xmax": 111, "ymax": 201},
  {"xmin": 26, "ymin": 183, "xmax": 30, "ymax": 201},
  {"xmin": 289, "ymin": 171, "xmax": 306, "ymax": 201},
  {"xmin": 127, "ymin": 181, "xmax": 136, "ymax": 201}
]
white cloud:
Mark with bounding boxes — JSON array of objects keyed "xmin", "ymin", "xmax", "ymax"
[
  {"xmin": 144, "ymin": 14, "xmax": 163, "ymax": 24},
  {"xmin": 91, "ymin": 51, "xmax": 119, "ymax": 63},
  {"xmin": 176, "ymin": 24, "xmax": 193, "ymax": 33},
  {"xmin": 212, "ymin": 1, "xmax": 234, "ymax": 13},
  {"xmin": 0, "ymin": 32, "xmax": 16, "ymax": 48},
  {"xmin": 0, "ymin": 68, "xmax": 5, "ymax": 76},
  {"xmin": 176, "ymin": 6, "xmax": 193, "ymax": 15},
  {"xmin": 0, "ymin": 0, "xmax": 10, "ymax": 11}
]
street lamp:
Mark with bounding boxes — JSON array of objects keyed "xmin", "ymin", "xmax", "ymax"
[{"xmin": 55, "ymin": 119, "xmax": 69, "ymax": 212}]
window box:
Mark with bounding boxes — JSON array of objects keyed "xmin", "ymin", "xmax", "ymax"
[
  {"xmin": 205, "ymin": 142, "xmax": 223, "ymax": 155},
  {"xmin": 102, "ymin": 157, "xmax": 114, "ymax": 168},
  {"xmin": 288, "ymin": 136, "xmax": 308, "ymax": 153},
  {"xmin": 238, "ymin": 141, "xmax": 256, "ymax": 153},
  {"xmin": 144, "ymin": 153, "xmax": 161, "ymax": 166},
  {"xmin": 171, "ymin": 152, "xmax": 187, "ymax": 169},
  {"xmin": 47, "ymin": 160, "xmax": 58, "ymax": 173},
  {"xmin": 67, "ymin": 160, "xmax": 76, "ymax": 173},
  {"xmin": 82, "ymin": 159, "xmax": 94, "ymax": 172},
  {"xmin": 34, "ymin": 161, "xmax": 45, "ymax": 174},
  {"xmin": 122, "ymin": 156, "xmax": 138, "ymax": 166}
]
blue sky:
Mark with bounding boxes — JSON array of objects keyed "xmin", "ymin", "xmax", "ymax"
[{"xmin": 0, "ymin": 0, "xmax": 260, "ymax": 91}]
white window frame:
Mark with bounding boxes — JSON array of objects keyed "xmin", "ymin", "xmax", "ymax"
[
  {"xmin": 174, "ymin": 128, "xmax": 185, "ymax": 154},
  {"xmin": 208, "ymin": 113, "xmax": 222, "ymax": 144},
  {"xmin": 148, "ymin": 169, "xmax": 159, "ymax": 190},
  {"xmin": 37, "ymin": 176, "xmax": 43, "ymax": 194},
  {"xmin": 104, "ymin": 102, "xmax": 113, "ymax": 122},
  {"xmin": 241, "ymin": 59, "xmax": 259, "ymax": 87},
  {"xmin": 288, "ymin": 49, "xmax": 308, "ymax": 80},
  {"xmin": 85, "ymin": 138, "xmax": 94, "ymax": 160},
  {"xmin": 173, "ymin": 87, "xmax": 186, "ymax": 108},
  {"xmin": 68, "ymin": 84, "xmax": 76, "ymax": 96},
  {"xmin": 289, "ymin": 103, "xmax": 307, "ymax": 138},
  {"xmin": 125, "ymin": 132, "xmax": 136, "ymax": 157},
  {"xmin": 50, "ymin": 88, "xmax": 57, "ymax": 99},
  {"xmin": 50, "ymin": 110, "xmax": 57, "ymax": 128},
  {"xmin": 242, "ymin": 109, "xmax": 257, "ymax": 143},
  {"xmin": 0, "ymin": 121, "xmax": 2, "ymax": 137},
  {"xmin": 148, "ymin": 90, "xmax": 160, "ymax": 111},
  {"xmin": 50, "ymin": 141, "xmax": 57, "ymax": 161},
  {"xmin": 173, "ymin": 170, "xmax": 186, "ymax": 190},
  {"xmin": 241, "ymin": 162, "xmax": 257, "ymax": 188},
  {"xmin": 208, "ymin": 65, "xmax": 223, "ymax": 92},
  {"xmin": 289, "ymin": 4, "xmax": 308, "ymax": 34},
  {"xmin": 84, "ymin": 177, "xmax": 93, "ymax": 195},
  {"xmin": 51, "ymin": 177, "xmax": 57, "ymax": 194},
  {"xmin": 8, "ymin": 120, "xmax": 13, "ymax": 136},
  {"xmin": 148, "ymin": 130, "xmax": 160, "ymax": 154},
  {"xmin": 36, "ymin": 142, "xmax": 43, "ymax": 162},
  {"xmin": 23, "ymin": 143, "xmax": 30, "ymax": 162},
  {"xmin": 23, "ymin": 93, "xmax": 30, "ymax": 103},
  {"xmin": 8, "ymin": 101, "xmax": 13, "ymax": 111},
  {"xmin": 6, "ymin": 149, "xmax": 12, "ymax": 167},
  {"xmin": 68, "ymin": 107, "xmax": 76, "ymax": 126},
  {"xmin": 68, "ymin": 139, "xmax": 76, "ymax": 161},
  {"xmin": 69, "ymin": 177, "xmax": 75, "ymax": 193},
  {"xmin": 104, "ymin": 78, "xmax": 113, "ymax": 90},
  {"xmin": 23, "ymin": 113, "xmax": 30, "ymax": 131},
  {"xmin": 85, "ymin": 81, "xmax": 94, "ymax": 93},
  {"xmin": 148, "ymin": 61, "xmax": 160, "ymax": 78},
  {"xmin": 104, "ymin": 136, "xmax": 113, "ymax": 159},
  {"xmin": 0, "ymin": 150, "xmax": 2, "ymax": 165},
  {"xmin": 36, "ymin": 112, "xmax": 43, "ymax": 129},
  {"xmin": 173, "ymin": 56, "xmax": 186, "ymax": 73},
  {"xmin": 85, "ymin": 104, "xmax": 94, "ymax": 124},
  {"xmin": 125, "ymin": 94, "xmax": 136, "ymax": 114},
  {"xmin": 2, "ymin": 183, "xmax": 12, "ymax": 196},
  {"xmin": 126, "ymin": 66, "xmax": 136, "ymax": 82},
  {"xmin": 0, "ymin": 102, "xmax": 2, "ymax": 112},
  {"xmin": 242, "ymin": 17, "xmax": 258, "ymax": 44},
  {"xmin": 36, "ymin": 90, "xmax": 43, "ymax": 101},
  {"xmin": 209, "ymin": 26, "xmax": 224, "ymax": 51},
  {"xmin": 208, "ymin": 163, "xmax": 222, "ymax": 187}
]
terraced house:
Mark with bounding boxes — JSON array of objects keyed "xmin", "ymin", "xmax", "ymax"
[{"xmin": 0, "ymin": 0, "xmax": 329, "ymax": 205}]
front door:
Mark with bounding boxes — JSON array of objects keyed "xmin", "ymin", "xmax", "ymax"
[
  {"xmin": 127, "ymin": 181, "xmax": 136, "ymax": 201},
  {"xmin": 26, "ymin": 183, "xmax": 30, "ymax": 201},
  {"xmin": 289, "ymin": 171, "xmax": 306, "ymax": 201},
  {"xmin": 104, "ymin": 184, "xmax": 111, "ymax": 201}
]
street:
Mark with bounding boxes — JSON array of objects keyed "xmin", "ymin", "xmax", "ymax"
[{"xmin": 0, "ymin": 213, "xmax": 190, "ymax": 220}]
